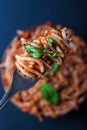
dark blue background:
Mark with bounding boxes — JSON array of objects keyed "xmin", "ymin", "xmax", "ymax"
[{"xmin": 0, "ymin": 0, "xmax": 87, "ymax": 130}]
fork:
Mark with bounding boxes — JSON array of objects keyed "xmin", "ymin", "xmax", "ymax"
[{"xmin": 0, "ymin": 69, "xmax": 39, "ymax": 110}]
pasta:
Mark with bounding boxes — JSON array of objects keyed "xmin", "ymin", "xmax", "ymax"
[
  {"xmin": 15, "ymin": 26, "xmax": 71, "ymax": 79},
  {"xmin": 0, "ymin": 22, "xmax": 87, "ymax": 121}
]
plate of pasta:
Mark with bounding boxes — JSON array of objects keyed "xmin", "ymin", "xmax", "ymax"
[{"xmin": 0, "ymin": 22, "xmax": 87, "ymax": 121}]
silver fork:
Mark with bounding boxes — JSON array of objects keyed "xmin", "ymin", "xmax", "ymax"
[{"xmin": 0, "ymin": 69, "xmax": 39, "ymax": 110}]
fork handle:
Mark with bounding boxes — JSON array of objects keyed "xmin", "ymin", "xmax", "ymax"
[{"xmin": 0, "ymin": 88, "xmax": 12, "ymax": 110}]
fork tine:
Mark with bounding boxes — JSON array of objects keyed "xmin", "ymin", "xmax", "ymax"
[{"xmin": 0, "ymin": 87, "xmax": 12, "ymax": 110}]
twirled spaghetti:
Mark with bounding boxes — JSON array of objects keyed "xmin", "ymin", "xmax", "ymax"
[{"xmin": 15, "ymin": 26, "xmax": 71, "ymax": 79}]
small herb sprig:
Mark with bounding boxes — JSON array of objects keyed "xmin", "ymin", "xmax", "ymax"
[
  {"xmin": 23, "ymin": 37, "xmax": 62, "ymax": 59},
  {"xmin": 40, "ymin": 81, "xmax": 58, "ymax": 105},
  {"xmin": 51, "ymin": 63, "xmax": 58, "ymax": 74},
  {"xmin": 23, "ymin": 43, "xmax": 58, "ymax": 58},
  {"xmin": 48, "ymin": 37, "xmax": 63, "ymax": 46},
  {"xmin": 23, "ymin": 44, "xmax": 42, "ymax": 58},
  {"xmin": 44, "ymin": 63, "xmax": 58, "ymax": 76}
]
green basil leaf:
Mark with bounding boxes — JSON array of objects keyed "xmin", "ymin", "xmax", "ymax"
[
  {"xmin": 43, "ymin": 49, "xmax": 58, "ymax": 57},
  {"xmin": 44, "ymin": 71, "xmax": 49, "ymax": 76},
  {"xmin": 51, "ymin": 63, "xmax": 58, "ymax": 74},
  {"xmin": 40, "ymin": 81, "xmax": 58, "ymax": 105},
  {"xmin": 23, "ymin": 44, "xmax": 42, "ymax": 58},
  {"xmin": 48, "ymin": 38, "xmax": 54, "ymax": 46},
  {"xmin": 47, "ymin": 38, "xmax": 63, "ymax": 46},
  {"xmin": 29, "ymin": 51, "xmax": 42, "ymax": 58}
]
